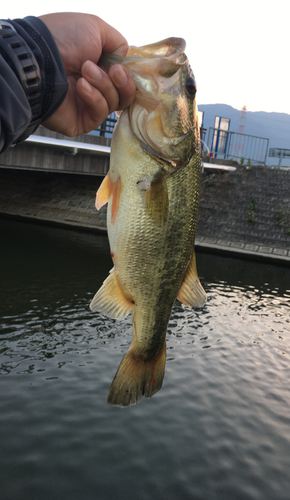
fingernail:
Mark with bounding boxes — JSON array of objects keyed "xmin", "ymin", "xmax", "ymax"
[
  {"xmin": 82, "ymin": 78, "xmax": 93, "ymax": 94},
  {"xmin": 112, "ymin": 65, "xmax": 128, "ymax": 87},
  {"xmin": 84, "ymin": 61, "xmax": 102, "ymax": 81}
]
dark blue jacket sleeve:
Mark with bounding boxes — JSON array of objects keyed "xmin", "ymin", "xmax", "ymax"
[{"xmin": 0, "ymin": 16, "xmax": 68, "ymax": 153}]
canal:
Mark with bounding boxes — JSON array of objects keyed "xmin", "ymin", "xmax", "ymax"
[{"xmin": 0, "ymin": 218, "xmax": 289, "ymax": 500}]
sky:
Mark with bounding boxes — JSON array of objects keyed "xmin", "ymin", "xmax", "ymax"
[{"xmin": 2, "ymin": 0, "xmax": 289, "ymax": 115}]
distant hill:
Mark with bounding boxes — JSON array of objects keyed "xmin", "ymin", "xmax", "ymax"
[{"xmin": 198, "ymin": 104, "xmax": 290, "ymax": 166}]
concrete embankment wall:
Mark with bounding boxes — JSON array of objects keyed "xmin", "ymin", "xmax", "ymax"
[
  {"xmin": 197, "ymin": 166, "xmax": 290, "ymax": 250},
  {"xmin": 0, "ymin": 169, "xmax": 105, "ymax": 231},
  {"xmin": 0, "ymin": 166, "xmax": 290, "ymax": 260}
]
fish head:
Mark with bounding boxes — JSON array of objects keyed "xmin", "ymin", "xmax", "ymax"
[{"xmin": 100, "ymin": 38, "xmax": 199, "ymax": 169}]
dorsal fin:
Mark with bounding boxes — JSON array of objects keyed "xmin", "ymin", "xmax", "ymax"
[
  {"xmin": 90, "ymin": 267, "xmax": 132, "ymax": 319},
  {"xmin": 177, "ymin": 250, "xmax": 207, "ymax": 308}
]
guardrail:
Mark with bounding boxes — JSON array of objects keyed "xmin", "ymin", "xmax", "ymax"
[
  {"xmin": 91, "ymin": 112, "xmax": 118, "ymax": 138},
  {"xmin": 205, "ymin": 127, "xmax": 269, "ymax": 166}
]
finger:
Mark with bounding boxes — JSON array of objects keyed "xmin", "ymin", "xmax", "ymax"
[
  {"xmin": 82, "ymin": 60, "xmax": 136, "ymax": 112},
  {"xmin": 109, "ymin": 65, "xmax": 136, "ymax": 110},
  {"xmin": 82, "ymin": 61, "xmax": 120, "ymax": 115},
  {"xmin": 76, "ymin": 77, "xmax": 112, "ymax": 133}
]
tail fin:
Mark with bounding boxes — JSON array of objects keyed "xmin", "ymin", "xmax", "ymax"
[{"xmin": 108, "ymin": 344, "xmax": 166, "ymax": 407}]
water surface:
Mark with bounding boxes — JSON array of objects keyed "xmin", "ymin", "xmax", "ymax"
[{"xmin": 0, "ymin": 219, "xmax": 289, "ymax": 500}]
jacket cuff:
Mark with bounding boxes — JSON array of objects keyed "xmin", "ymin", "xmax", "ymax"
[{"xmin": 10, "ymin": 16, "xmax": 68, "ymax": 140}]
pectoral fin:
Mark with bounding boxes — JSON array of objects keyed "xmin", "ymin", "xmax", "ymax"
[
  {"xmin": 90, "ymin": 267, "xmax": 132, "ymax": 319},
  {"xmin": 111, "ymin": 177, "xmax": 122, "ymax": 224},
  {"xmin": 177, "ymin": 250, "xmax": 207, "ymax": 308},
  {"xmin": 95, "ymin": 173, "xmax": 113, "ymax": 209},
  {"xmin": 95, "ymin": 174, "xmax": 122, "ymax": 224},
  {"xmin": 138, "ymin": 170, "xmax": 168, "ymax": 224}
]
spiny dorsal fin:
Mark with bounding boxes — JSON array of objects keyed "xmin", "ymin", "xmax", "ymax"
[
  {"xmin": 177, "ymin": 250, "xmax": 207, "ymax": 308},
  {"xmin": 90, "ymin": 267, "xmax": 132, "ymax": 319}
]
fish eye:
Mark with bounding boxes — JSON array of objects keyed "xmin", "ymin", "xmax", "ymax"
[{"xmin": 185, "ymin": 76, "xmax": 197, "ymax": 97}]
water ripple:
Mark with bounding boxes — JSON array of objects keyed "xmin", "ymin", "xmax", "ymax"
[{"xmin": 1, "ymin": 219, "xmax": 290, "ymax": 500}]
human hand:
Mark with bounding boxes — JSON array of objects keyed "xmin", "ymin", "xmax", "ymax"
[{"xmin": 39, "ymin": 12, "xmax": 136, "ymax": 136}]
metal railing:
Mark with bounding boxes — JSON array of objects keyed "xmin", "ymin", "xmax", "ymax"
[
  {"xmin": 92, "ymin": 112, "xmax": 118, "ymax": 138},
  {"xmin": 269, "ymin": 148, "xmax": 290, "ymax": 169},
  {"xmin": 205, "ymin": 127, "xmax": 269, "ymax": 166}
]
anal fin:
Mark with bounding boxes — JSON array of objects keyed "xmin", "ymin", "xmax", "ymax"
[
  {"xmin": 177, "ymin": 250, "xmax": 207, "ymax": 308},
  {"xmin": 90, "ymin": 267, "xmax": 132, "ymax": 319}
]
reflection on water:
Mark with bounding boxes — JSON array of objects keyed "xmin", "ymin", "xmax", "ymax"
[{"xmin": 0, "ymin": 219, "xmax": 290, "ymax": 500}]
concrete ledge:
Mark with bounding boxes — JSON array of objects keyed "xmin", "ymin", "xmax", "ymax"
[
  {"xmin": 25, "ymin": 135, "xmax": 111, "ymax": 155},
  {"xmin": 202, "ymin": 162, "xmax": 236, "ymax": 172},
  {"xmin": 195, "ymin": 237, "xmax": 290, "ymax": 264}
]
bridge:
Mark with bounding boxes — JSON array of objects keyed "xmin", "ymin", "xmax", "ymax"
[{"xmin": 0, "ymin": 124, "xmax": 112, "ymax": 176}]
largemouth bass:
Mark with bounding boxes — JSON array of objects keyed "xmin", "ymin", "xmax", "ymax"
[{"xmin": 90, "ymin": 38, "xmax": 206, "ymax": 407}]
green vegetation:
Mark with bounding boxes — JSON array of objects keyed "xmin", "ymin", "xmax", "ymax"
[
  {"xmin": 247, "ymin": 197, "xmax": 256, "ymax": 222},
  {"xmin": 278, "ymin": 206, "xmax": 290, "ymax": 234},
  {"xmin": 278, "ymin": 206, "xmax": 288, "ymax": 226}
]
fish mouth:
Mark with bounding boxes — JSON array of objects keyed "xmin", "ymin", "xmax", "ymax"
[
  {"xmin": 100, "ymin": 38, "xmax": 197, "ymax": 168},
  {"xmin": 99, "ymin": 37, "xmax": 187, "ymax": 93},
  {"xmin": 126, "ymin": 37, "xmax": 186, "ymax": 59}
]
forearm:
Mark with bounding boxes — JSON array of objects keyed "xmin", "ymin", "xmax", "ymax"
[{"xmin": 0, "ymin": 17, "xmax": 68, "ymax": 152}]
